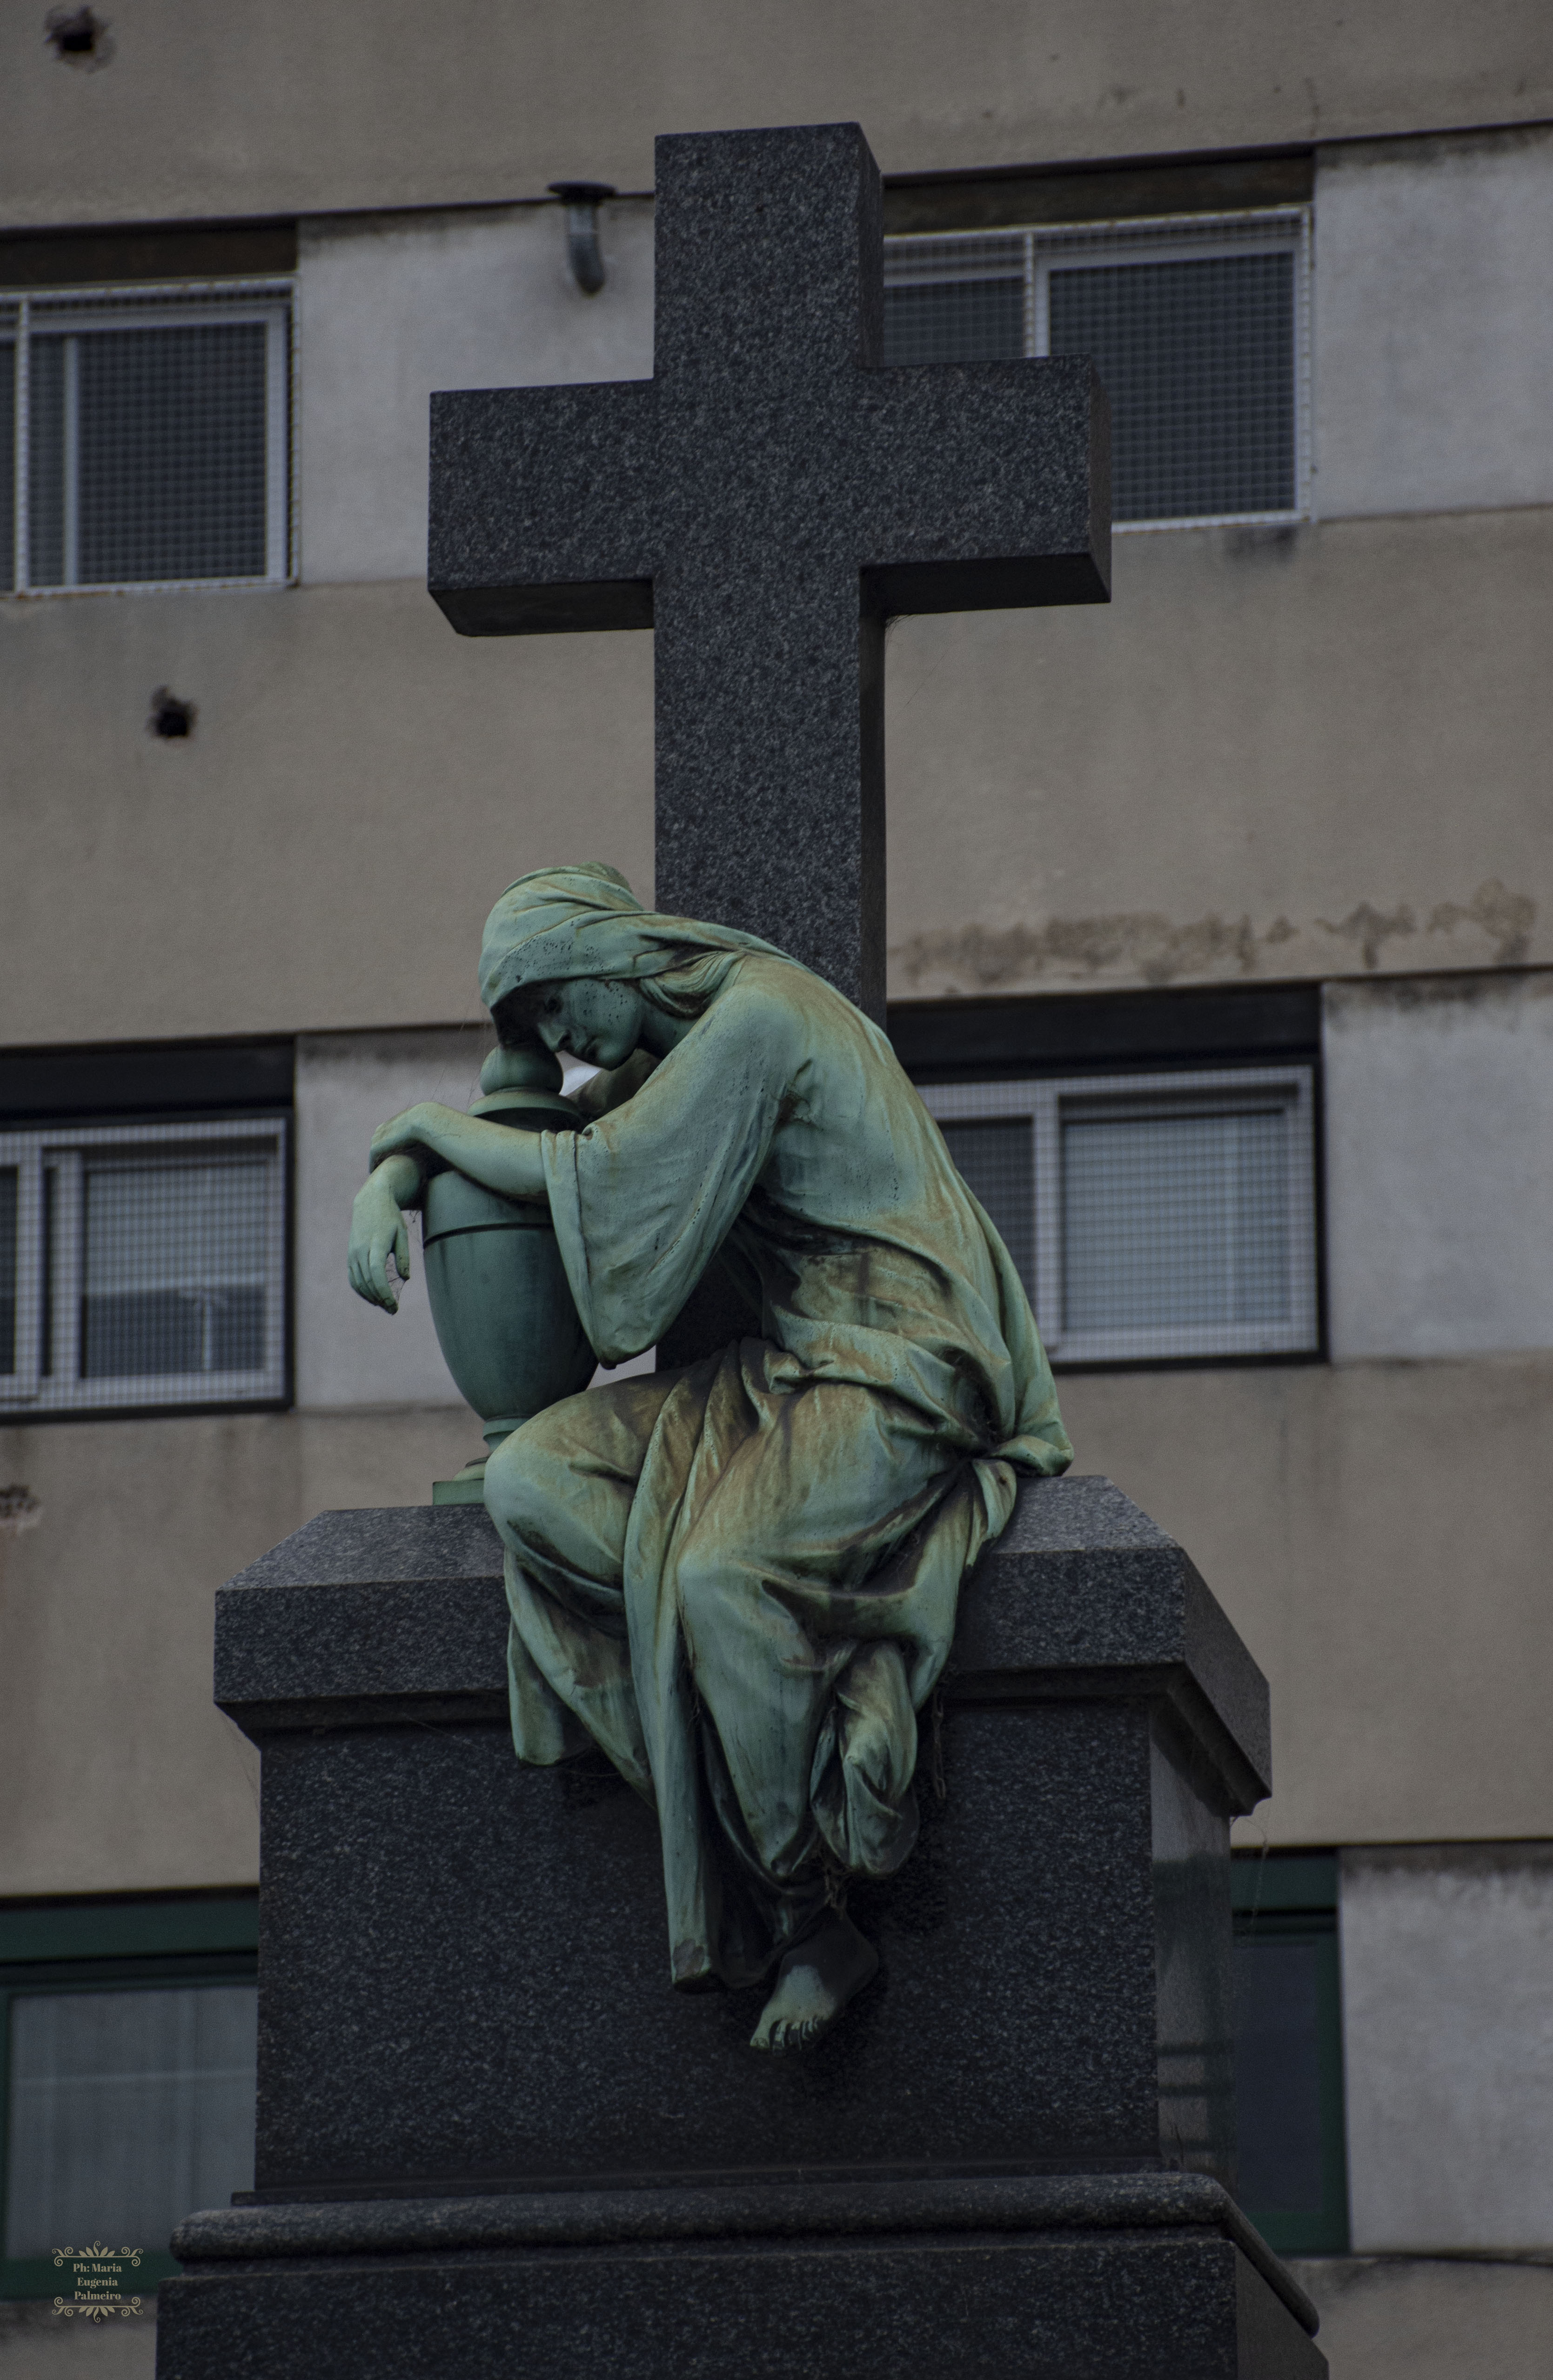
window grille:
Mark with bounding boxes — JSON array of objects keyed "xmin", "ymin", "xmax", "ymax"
[
  {"xmin": 0, "ymin": 1117, "xmax": 288, "ymax": 1414},
  {"xmin": 922, "ymin": 1066, "xmax": 1318, "ymax": 1364},
  {"xmin": 884, "ymin": 212, "xmax": 1310, "ymax": 528},
  {"xmin": 3, "ymin": 1983, "xmax": 257, "ymax": 2262},
  {"xmin": 1, "ymin": 282, "xmax": 292, "ymax": 595}
]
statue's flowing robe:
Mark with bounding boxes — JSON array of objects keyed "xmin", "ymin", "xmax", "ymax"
[{"xmin": 484, "ymin": 952, "xmax": 1070, "ymax": 1989}]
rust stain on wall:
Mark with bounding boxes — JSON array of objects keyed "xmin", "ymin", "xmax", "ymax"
[
  {"xmin": 1316, "ymin": 902, "xmax": 1417, "ymax": 969},
  {"xmin": 892, "ymin": 879, "xmax": 1539, "ymax": 992},
  {"xmin": 894, "ymin": 909, "xmax": 1262, "ymax": 990},
  {"xmin": 1426, "ymin": 879, "xmax": 1535, "ymax": 965}
]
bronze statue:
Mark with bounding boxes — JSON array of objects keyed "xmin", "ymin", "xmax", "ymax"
[{"xmin": 348, "ymin": 864, "xmax": 1070, "ymax": 2051}]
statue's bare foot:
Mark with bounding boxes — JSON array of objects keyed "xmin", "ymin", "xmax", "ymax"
[{"xmin": 750, "ymin": 1913, "xmax": 878, "ymax": 2054}]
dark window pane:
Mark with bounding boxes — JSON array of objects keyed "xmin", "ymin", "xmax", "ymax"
[
  {"xmin": 1061, "ymin": 1099, "xmax": 1291, "ymax": 1336},
  {"xmin": 1234, "ymin": 1937, "xmax": 1325, "ymax": 2212},
  {"xmin": 76, "ymin": 322, "xmax": 269, "ymax": 584},
  {"xmin": 0, "ymin": 339, "xmax": 13, "ymax": 592},
  {"xmin": 80, "ymin": 1158, "xmax": 270, "ymax": 1380},
  {"xmin": 1048, "ymin": 250, "xmax": 1295, "ymax": 519},
  {"xmin": 4, "ymin": 1984, "xmax": 257, "ymax": 2260},
  {"xmin": 80, "ymin": 1285, "xmax": 266, "ymax": 1379},
  {"xmin": 938, "ymin": 1116, "xmax": 1035, "ymax": 1296},
  {"xmin": 39, "ymin": 1165, "xmax": 55, "ymax": 1374},
  {"xmin": 0, "ymin": 1167, "xmax": 17, "ymax": 1374},
  {"xmin": 27, "ymin": 334, "xmax": 66, "ymax": 587},
  {"xmin": 884, "ymin": 276, "xmax": 1025, "ymax": 366}
]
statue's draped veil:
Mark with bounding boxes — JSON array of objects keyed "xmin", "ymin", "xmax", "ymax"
[
  {"xmin": 479, "ymin": 863, "xmax": 816, "ymax": 1019},
  {"xmin": 476, "ymin": 856, "xmax": 1072, "ymax": 1992}
]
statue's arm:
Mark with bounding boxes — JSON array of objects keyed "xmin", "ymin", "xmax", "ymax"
[
  {"xmin": 349, "ymin": 1105, "xmax": 558, "ymax": 1314},
  {"xmin": 368, "ymin": 1104, "xmax": 549, "ymax": 1204},
  {"xmin": 347, "ymin": 1152, "xmax": 425, "ymax": 1314}
]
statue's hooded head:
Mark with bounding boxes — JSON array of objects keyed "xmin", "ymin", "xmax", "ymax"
[{"xmin": 478, "ymin": 864, "xmax": 802, "ymax": 1029}]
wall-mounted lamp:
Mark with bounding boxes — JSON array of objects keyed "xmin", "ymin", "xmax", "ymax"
[{"xmin": 547, "ymin": 181, "xmax": 616, "ymax": 296}]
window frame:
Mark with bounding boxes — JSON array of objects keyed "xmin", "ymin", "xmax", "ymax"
[
  {"xmin": 0, "ymin": 1113, "xmax": 290, "ymax": 1418},
  {"xmin": 883, "ymin": 206, "xmax": 1313, "ymax": 530},
  {"xmin": 2, "ymin": 276, "xmax": 296, "ymax": 597},
  {"xmin": 919, "ymin": 1063, "xmax": 1319, "ymax": 1367},
  {"xmin": 0, "ymin": 1896, "xmax": 259, "ymax": 2302}
]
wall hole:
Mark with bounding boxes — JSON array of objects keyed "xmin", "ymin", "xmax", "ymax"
[
  {"xmin": 147, "ymin": 688, "xmax": 196, "ymax": 740},
  {"xmin": 45, "ymin": 7, "xmax": 112, "ymax": 66}
]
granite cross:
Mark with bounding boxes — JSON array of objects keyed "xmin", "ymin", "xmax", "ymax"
[{"xmin": 428, "ymin": 120, "xmax": 1111, "ymax": 1024}]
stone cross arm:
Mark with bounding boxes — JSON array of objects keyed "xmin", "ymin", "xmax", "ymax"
[{"xmin": 428, "ymin": 356, "xmax": 1108, "ymax": 636}]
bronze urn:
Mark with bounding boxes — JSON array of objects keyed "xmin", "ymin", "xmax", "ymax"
[{"xmin": 422, "ymin": 1043, "xmax": 596, "ymax": 1505}]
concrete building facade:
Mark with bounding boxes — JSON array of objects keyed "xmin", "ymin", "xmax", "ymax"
[{"xmin": 2, "ymin": 6, "xmax": 1551, "ymax": 2373}]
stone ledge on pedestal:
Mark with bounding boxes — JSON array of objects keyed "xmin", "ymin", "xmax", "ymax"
[
  {"xmin": 172, "ymin": 2171, "xmax": 1316, "ymax": 2333},
  {"xmin": 214, "ymin": 1475, "xmax": 1270, "ymax": 1810},
  {"xmin": 158, "ymin": 2171, "xmax": 1323, "ymax": 2380}
]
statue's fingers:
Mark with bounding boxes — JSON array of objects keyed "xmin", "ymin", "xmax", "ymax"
[
  {"xmin": 371, "ymin": 1237, "xmax": 400, "ymax": 1313},
  {"xmin": 394, "ymin": 1220, "xmax": 412, "ymax": 1284}
]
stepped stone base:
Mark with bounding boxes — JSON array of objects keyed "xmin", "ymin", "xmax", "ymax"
[
  {"xmin": 160, "ymin": 2174, "xmax": 1323, "ymax": 2380},
  {"xmin": 157, "ymin": 1482, "xmax": 1324, "ymax": 2378}
]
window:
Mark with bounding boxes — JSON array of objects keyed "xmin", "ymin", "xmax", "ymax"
[
  {"xmin": 920, "ymin": 1066, "xmax": 1317, "ymax": 1364},
  {"xmin": 0, "ymin": 1897, "xmax": 258, "ymax": 2300},
  {"xmin": 1, "ymin": 282, "xmax": 292, "ymax": 594},
  {"xmin": 1233, "ymin": 1853, "xmax": 1349, "ymax": 2255},
  {"xmin": 0, "ymin": 1117, "xmax": 288, "ymax": 1415},
  {"xmin": 884, "ymin": 211, "xmax": 1309, "ymax": 526}
]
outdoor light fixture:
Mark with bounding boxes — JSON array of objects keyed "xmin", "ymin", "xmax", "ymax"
[{"xmin": 547, "ymin": 181, "xmax": 616, "ymax": 295}]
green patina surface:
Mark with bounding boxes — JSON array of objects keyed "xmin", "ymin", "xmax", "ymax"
[{"xmin": 348, "ymin": 865, "xmax": 1070, "ymax": 2010}]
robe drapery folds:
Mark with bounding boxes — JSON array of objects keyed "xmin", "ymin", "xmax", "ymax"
[{"xmin": 476, "ymin": 865, "xmax": 1071, "ymax": 1989}]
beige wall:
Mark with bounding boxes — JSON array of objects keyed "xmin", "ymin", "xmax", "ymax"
[
  {"xmin": 0, "ymin": 579, "xmax": 653, "ymax": 1045},
  {"xmin": 0, "ymin": 1407, "xmax": 480, "ymax": 1898},
  {"xmin": 7, "ymin": 124, "xmax": 1551, "ymax": 1039},
  {"xmin": 1340, "ymin": 1847, "xmax": 1553, "ymax": 2251},
  {"xmin": 1325, "ymin": 974, "xmax": 1553, "ymax": 1360},
  {"xmin": 1315, "ymin": 127, "xmax": 1553, "ymax": 518},
  {"xmin": 4, "ymin": 1, "xmax": 1551, "ymax": 224},
  {"xmin": 0, "ymin": 2300, "xmax": 155, "ymax": 2380},
  {"xmin": 294, "ymin": 1030, "xmax": 491, "ymax": 1408},
  {"xmin": 1291, "ymin": 2258, "xmax": 1553, "ymax": 2380},
  {"xmin": 2, "ymin": 1349, "xmax": 1548, "ymax": 1897},
  {"xmin": 1060, "ymin": 1352, "xmax": 1553, "ymax": 1848},
  {"xmin": 885, "ymin": 506, "xmax": 1551, "ymax": 996},
  {"xmin": 3, "ymin": 506, "xmax": 1548, "ymax": 1048},
  {"xmin": 297, "ymin": 201, "xmax": 656, "ymax": 586}
]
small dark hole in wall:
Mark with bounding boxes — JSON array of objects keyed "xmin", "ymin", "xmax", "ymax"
[
  {"xmin": 45, "ymin": 7, "xmax": 112, "ymax": 64},
  {"xmin": 148, "ymin": 688, "xmax": 196, "ymax": 740}
]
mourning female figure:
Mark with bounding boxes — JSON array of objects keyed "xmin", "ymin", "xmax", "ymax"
[{"xmin": 347, "ymin": 864, "xmax": 1071, "ymax": 2052}]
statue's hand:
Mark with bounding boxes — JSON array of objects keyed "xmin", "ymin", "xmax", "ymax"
[
  {"xmin": 348, "ymin": 1167, "xmax": 413, "ymax": 1314},
  {"xmin": 368, "ymin": 1102, "xmax": 444, "ymax": 1167}
]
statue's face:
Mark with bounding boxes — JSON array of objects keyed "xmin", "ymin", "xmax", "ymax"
[{"xmin": 529, "ymin": 977, "xmax": 645, "ymax": 1071}]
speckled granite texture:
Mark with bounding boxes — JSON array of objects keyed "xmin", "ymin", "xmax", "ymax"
[
  {"xmin": 216, "ymin": 1478, "xmax": 1268, "ymax": 1797},
  {"xmin": 160, "ymin": 1478, "xmax": 1322, "ymax": 2380},
  {"xmin": 212, "ymin": 1477, "xmax": 1261, "ymax": 2201},
  {"xmin": 160, "ymin": 2174, "xmax": 1323, "ymax": 2380},
  {"xmin": 427, "ymin": 124, "xmax": 1110, "ymax": 1020}
]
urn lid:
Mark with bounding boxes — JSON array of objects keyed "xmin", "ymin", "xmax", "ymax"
[{"xmin": 470, "ymin": 1039, "xmax": 582, "ymax": 1128}]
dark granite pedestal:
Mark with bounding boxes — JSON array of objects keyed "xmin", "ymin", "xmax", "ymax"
[{"xmin": 156, "ymin": 1479, "xmax": 1324, "ymax": 2379}]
